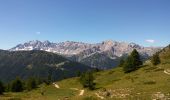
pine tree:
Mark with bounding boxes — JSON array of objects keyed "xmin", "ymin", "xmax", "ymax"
[
  {"xmin": 123, "ymin": 49, "xmax": 142, "ymax": 73},
  {"xmin": 11, "ymin": 77, "xmax": 23, "ymax": 92},
  {"xmin": 151, "ymin": 53, "xmax": 161, "ymax": 65},
  {"xmin": 0, "ymin": 80, "xmax": 5, "ymax": 95},
  {"xmin": 131, "ymin": 49, "xmax": 142, "ymax": 66},
  {"xmin": 80, "ymin": 71, "xmax": 95, "ymax": 90},
  {"xmin": 44, "ymin": 70, "xmax": 52, "ymax": 85},
  {"xmin": 26, "ymin": 77, "xmax": 37, "ymax": 91},
  {"xmin": 6, "ymin": 83, "xmax": 10, "ymax": 92},
  {"xmin": 123, "ymin": 56, "xmax": 134, "ymax": 73}
]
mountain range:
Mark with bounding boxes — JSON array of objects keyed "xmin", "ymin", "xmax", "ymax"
[
  {"xmin": 1, "ymin": 44, "xmax": 170, "ymax": 99},
  {"xmin": 10, "ymin": 40, "xmax": 161, "ymax": 69}
]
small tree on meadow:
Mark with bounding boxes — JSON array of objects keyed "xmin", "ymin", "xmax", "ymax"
[
  {"xmin": 80, "ymin": 71, "xmax": 95, "ymax": 90},
  {"xmin": 151, "ymin": 53, "xmax": 161, "ymax": 65},
  {"xmin": 123, "ymin": 49, "xmax": 142, "ymax": 73},
  {"xmin": 123, "ymin": 56, "xmax": 134, "ymax": 73}
]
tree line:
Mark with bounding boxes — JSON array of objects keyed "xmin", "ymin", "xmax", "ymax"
[
  {"xmin": 0, "ymin": 76, "xmax": 53, "ymax": 95},
  {"xmin": 119, "ymin": 49, "xmax": 161, "ymax": 73}
]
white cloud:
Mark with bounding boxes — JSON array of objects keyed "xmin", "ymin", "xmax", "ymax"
[
  {"xmin": 36, "ymin": 32, "xmax": 41, "ymax": 35},
  {"xmin": 145, "ymin": 39, "xmax": 155, "ymax": 43}
]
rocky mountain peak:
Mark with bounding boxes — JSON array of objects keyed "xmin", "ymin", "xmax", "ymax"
[
  {"xmin": 43, "ymin": 40, "xmax": 50, "ymax": 44},
  {"xmin": 128, "ymin": 42, "xmax": 143, "ymax": 49},
  {"xmin": 10, "ymin": 40, "xmax": 161, "ymax": 69},
  {"xmin": 102, "ymin": 40, "xmax": 116, "ymax": 46},
  {"xmin": 28, "ymin": 40, "xmax": 42, "ymax": 45}
]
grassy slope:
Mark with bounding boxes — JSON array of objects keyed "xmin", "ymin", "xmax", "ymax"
[
  {"xmin": 1, "ymin": 62, "xmax": 170, "ymax": 100},
  {"xmin": 1, "ymin": 48, "xmax": 170, "ymax": 100}
]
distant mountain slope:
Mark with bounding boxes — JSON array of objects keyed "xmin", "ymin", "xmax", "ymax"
[
  {"xmin": 10, "ymin": 40, "xmax": 161, "ymax": 69},
  {"xmin": 79, "ymin": 52, "xmax": 120, "ymax": 69},
  {"xmin": 0, "ymin": 50, "xmax": 91, "ymax": 83}
]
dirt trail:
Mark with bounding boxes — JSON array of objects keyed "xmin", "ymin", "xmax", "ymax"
[
  {"xmin": 79, "ymin": 90, "xmax": 84, "ymax": 96},
  {"xmin": 164, "ymin": 69, "xmax": 170, "ymax": 75},
  {"xmin": 95, "ymin": 93, "xmax": 104, "ymax": 99},
  {"xmin": 70, "ymin": 88, "xmax": 84, "ymax": 96},
  {"xmin": 70, "ymin": 88, "xmax": 79, "ymax": 90},
  {"xmin": 53, "ymin": 84, "xmax": 84, "ymax": 96},
  {"xmin": 53, "ymin": 83, "xmax": 60, "ymax": 88}
]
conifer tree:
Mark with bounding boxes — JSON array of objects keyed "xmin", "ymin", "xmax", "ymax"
[
  {"xmin": 80, "ymin": 71, "xmax": 95, "ymax": 90},
  {"xmin": 151, "ymin": 53, "xmax": 161, "ymax": 65},
  {"xmin": 26, "ymin": 77, "xmax": 37, "ymax": 91},
  {"xmin": 123, "ymin": 49, "xmax": 142, "ymax": 73},
  {"xmin": 47, "ymin": 73, "xmax": 52, "ymax": 85},
  {"xmin": 11, "ymin": 77, "xmax": 23, "ymax": 92},
  {"xmin": 131, "ymin": 49, "xmax": 142, "ymax": 66}
]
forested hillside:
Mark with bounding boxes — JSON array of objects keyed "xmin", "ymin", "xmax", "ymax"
[{"xmin": 0, "ymin": 50, "xmax": 91, "ymax": 83}]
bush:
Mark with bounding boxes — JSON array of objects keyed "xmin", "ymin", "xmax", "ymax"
[
  {"xmin": 92, "ymin": 68, "xmax": 100, "ymax": 72},
  {"xmin": 108, "ymin": 70, "xmax": 114, "ymax": 74},
  {"xmin": 143, "ymin": 80, "xmax": 156, "ymax": 85}
]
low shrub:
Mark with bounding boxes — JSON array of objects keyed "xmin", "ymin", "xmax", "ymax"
[{"xmin": 143, "ymin": 80, "xmax": 156, "ymax": 85}]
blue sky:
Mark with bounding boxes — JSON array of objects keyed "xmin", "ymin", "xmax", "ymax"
[{"xmin": 0, "ymin": 0, "xmax": 170, "ymax": 49}]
